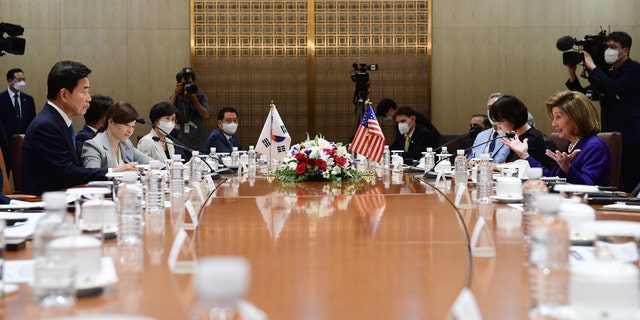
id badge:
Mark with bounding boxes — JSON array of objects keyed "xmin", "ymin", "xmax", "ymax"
[{"xmin": 184, "ymin": 123, "xmax": 190, "ymax": 133}]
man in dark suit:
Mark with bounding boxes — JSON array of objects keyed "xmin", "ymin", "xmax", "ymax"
[
  {"xmin": 22, "ymin": 61, "xmax": 109, "ymax": 195},
  {"xmin": 204, "ymin": 107, "xmax": 244, "ymax": 154},
  {"xmin": 1, "ymin": 68, "xmax": 37, "ymax": 137},
  {"xmin": 376, "ymin": 98, "xmax": 441, "ymax": 144},
  {"xmin": 390, "ymin": 106, "xmax": 440, "ymax": 164},
  {"xmin": 75, "ymin": 94, "xmax": 113, "ymax": 159}
]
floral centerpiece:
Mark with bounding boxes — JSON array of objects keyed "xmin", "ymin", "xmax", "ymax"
[{"xmin": 276, "ymin": 135, "xmax": 361, "ymax": 183}]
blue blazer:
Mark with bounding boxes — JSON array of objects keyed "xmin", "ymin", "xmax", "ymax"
[
  {"xmin": 390, "ymin": 123, "xmax": 439, "ymax": 161},
  {"xmin": 204, "ymin": 128, "xmax": 244, "ymax": 154},
  {"xmin": 22, "ymin": 104, "xmax": 108, "ymax": 195},
  {"xmin": 75, "ymin": 124, "xmax": 96, "ymax": 160},
  {"xmin": 0, "ymin": 89, "xmax": 37, "ymax": 136},
  {"xmin": 526, "ymin": 134, "xmax": 611, "ymax": 186}
]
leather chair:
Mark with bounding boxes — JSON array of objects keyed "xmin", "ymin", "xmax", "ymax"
[
  {"xmin": 0, "ymin": 136, "xmax": 37, "ymax": 200},
  {"xmin": 10, "ymin": 134, "xmax": 24, "ymax": 193},
  {"xmin": 438, "ymin": 133, "xmax": 468, "ymax": 154},
  {"xmin": 550, "ymin": 132, "xmax": 621, "ymax": 188}
]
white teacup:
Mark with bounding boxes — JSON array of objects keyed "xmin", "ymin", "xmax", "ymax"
[
  {"xmin": 495, "ymin": 177, "xmax": 522, "ymax": 199},
  {"xmin": 47, "ymin": 235, "xmax": 102, "ymax": 284},
  {"xmin": 559, "ymin": 202, "xmax": 595, "ymax": 239}
]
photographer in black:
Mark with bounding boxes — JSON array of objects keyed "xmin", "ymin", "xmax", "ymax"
[
  {"xmin": 564, "ymin": 31, "xmax": 640, "ymax": 192},
  {"xmin": 170, "ymin": 67, "xmax": 210, "ymax": 152}
]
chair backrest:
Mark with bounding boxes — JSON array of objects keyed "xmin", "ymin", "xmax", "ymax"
[
  {"xmin": 0, "ymin": 142, "xmax": 11, "ymax": 195},
  {"xmin": 438, "ymin": 133, "xmax": 467, "ymax": 154},
  {"xmin": 550, "ymin": 132, "xmax": 621, "ymax": 188},
  {"xmin": 11, "ymin": 134, "xmax": 25, "ymax": 193}
]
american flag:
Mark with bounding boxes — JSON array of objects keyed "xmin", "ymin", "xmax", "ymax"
[{"xmin": 349, "ymin": 104, "xmax": 386, "ymax": 163}]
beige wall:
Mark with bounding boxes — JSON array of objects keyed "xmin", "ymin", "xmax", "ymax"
[
  {"xmin": 2, "ymin": 0, "xmax": 639, "ymax": 138},
  {"xmin": 0, "ymin": 0, "xmax": 191, "ymax": 140},
  {"xmin": 432, "ymin": 0, "xmax": 640, "ymax": 134}
]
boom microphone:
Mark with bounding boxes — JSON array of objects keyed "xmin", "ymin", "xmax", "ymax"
[
  {"xmin": 464, "ymin": 131, "xmax": 516, "ymax": 156},
  {"xmin": 152, "ymin": 136, "xmax": 230, "ymax": 175}
]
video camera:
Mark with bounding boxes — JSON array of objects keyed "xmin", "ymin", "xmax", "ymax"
[
  {"xmin": 350, "ymin": 63, "xmax": 377, "ymax": 105},
  {"xmin": 180, "ymin": 67, "xmax": 198, "ymax": 94},
  {"xmin": 556, "ymin": 29, "xmax": 608, "ymax": 70},
  {"xmin": 0, "ymin": 22, "xmax": 26, "ymax": 56}
]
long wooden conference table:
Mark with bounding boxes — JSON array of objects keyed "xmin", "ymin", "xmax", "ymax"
[{"xmin": 2, "ymin": 169, "xmax": 635, "ymax": 319}]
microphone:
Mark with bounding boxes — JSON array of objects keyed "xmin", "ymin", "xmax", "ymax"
[
  {"xmin": 152, "ymin": 136, "xmax": 230, "ymax": 176},
  {"xmin": 464, "ymin": 131, "xmax": 516, "ymax": 157},
  {"xmin": 433, "ymin": 126, "xmax": 482, "ymax": 153},
  {"xmin": 556, "ymin": 35, "xmax": 576, "ymax": 51}
]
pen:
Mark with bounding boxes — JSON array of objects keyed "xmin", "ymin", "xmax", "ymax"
[{"xmin": 126, "ymin": 155, "xmax": 133, "ymax": 163}]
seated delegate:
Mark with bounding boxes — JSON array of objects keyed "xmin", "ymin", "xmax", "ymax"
[
  {"xmin": 83, "ymin": 101, "xmax": 151, "ymax": 169},
  {"xmin": 503, "ymin": 91, "xmax": 611, "ymax": 186},
  {"xmin": 138, "ymin": 101, "xmax": 181, "ymax": 162},
  {"xmin": 490, "ymin": 94, "xmax": 557, "ymax": 170}
]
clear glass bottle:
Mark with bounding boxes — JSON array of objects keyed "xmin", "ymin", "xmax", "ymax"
[
  {"xmin": 528, "ymin": 193, "xmax": 569, "ymax": 319},
  {"xmin": 118, "ymin": 171, "xmax": 143, "ymax": 244},
  {"xmin": 146, "ymin": 160, "xmax": 165, "ymax": 215},
  {"xmin": 454, "ymin": 149, "xmax": 468, "ymax": 187},
  {"xmin": 247, "ymin": 145, "xmax": 256, "ymax": 169},
  {"xmin": 476, "ymin": 153, "xmax": 492, "ymax": 203},
  {"xmin": 231, "ymin": 146, "xmax": 239, "ymax": 166},
  {"xmin": 32, "ymin": 191, "xmax": 77, "ymax": 307},
  {"xmin": 382, "ymin": 145, "xmax": 391, "ymax": 168},
  {"xmin": 189, "ymin": 151, "xmax": 202, "ymax": 187}
]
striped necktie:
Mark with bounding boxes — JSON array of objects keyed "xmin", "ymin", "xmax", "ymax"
[{"xmin": 14, "ymin": 94, "xmax": 21, "ymax": 131}]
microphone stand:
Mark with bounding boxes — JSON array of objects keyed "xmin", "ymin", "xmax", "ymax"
[{"xmin": 432, "ymin": 127, "xmax": 481, "ymax": 154}]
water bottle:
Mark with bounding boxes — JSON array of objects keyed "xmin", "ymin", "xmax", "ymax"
[
  {"xmin": 32, "ymin": 191, "xmax": 77, "ymax": 307},
  {"xmin": 424, "ymin": 147, "xmax": 434, "ymax": 173},
  {"xmin": 189, "ymin": 151, "xmax": 202, "ymax": 187},
  {"xmin": 522, "ymin": 167, "xmax": 549, "ymax": 240},
  {"xmin": 118, "ymin": 171, "xmax": 143, "ymax": 244},
  {"xmin": 247, "ymin": 145, "xmax": 256, "ymax": 169},
  {"xmin": 454, "ymin": 149, "xmax": 468, "ymax": 186},
  {"xmin": 209, "ymin": 147, "xmax": 218, "ymax": 171},
  {"xmin": 170, "ymin": 154, "xmax": 184, "ymax": 197},
  {"xmin": 230, "ymin": 147, "xmax": 239, "ymax": 166},
  {"xmin": 476, "ymin": 153, "xmax": 492, "ymax": 203},
  {"xmin": 146, "ymin": 160, "xmax": 165, "ymax": 215},
  {"xmin": 382, "ymin": 145, "xmax": 391, "ymax": 168},
  {"xmin": 528, "ymin": 193, "xmax": 569, "ymax": 319}
]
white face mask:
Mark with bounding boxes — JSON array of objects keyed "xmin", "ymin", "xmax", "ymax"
[
  {"xmin": 157, "ymin": 120, "xmax": 175, "ymax": 134},
  {"xmin": 604, "ymin": 48, "xmax": 620, "ymax": 64},
  {"xmin": 223, "ymin": 122, "xmax": 238, "ymax": 135},
  {"xmin": 398, "ymin": 122, "xmax": 410, "ymax": 135},
  {"xmin": 13, "ymin": 80, "xmax": 26, "ymax": 91},
  {"xmin": 383, "ymin": 115, "xmax": 393, "ymax": 121}
]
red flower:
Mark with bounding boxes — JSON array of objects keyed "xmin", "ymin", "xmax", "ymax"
[
  {"xmin": 296, "ymin": 163, "xmax": 307, "ymax": 175},
  {"xmin": 308, "ymin": 158, "xmax": 316, "ymax": 167},
  {"xmin": 294, "ymin": 153, "xmax": 307, "ymax": 162},
  {"xmin": 316, "ymin": 159, "xmax": 327, "ymax": 170},
  {"xmin": 335, "ymin": 156, "xmax": 347, "ymax": 166},
  {"xmin": 324, "ymin": 147, "xmax": 336, "ymax": 156}
]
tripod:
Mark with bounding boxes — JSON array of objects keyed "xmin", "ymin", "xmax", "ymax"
[{"xmin": 348, "ymin": 79, "xmax": 369, "ymax": 144}]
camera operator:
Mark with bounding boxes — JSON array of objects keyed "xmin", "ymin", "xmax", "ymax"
[
  {"xmin": 169, "ymin": 67, "xmax": 210, "ymax": 152},
  {"xmin": 565, "ymin": 31, "xmax": 640, "ymax": 192}
]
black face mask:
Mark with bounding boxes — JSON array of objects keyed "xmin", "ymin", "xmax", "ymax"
[{"xmin": 469, "ymin": 125, "xmax": 483, "ymax": 139}]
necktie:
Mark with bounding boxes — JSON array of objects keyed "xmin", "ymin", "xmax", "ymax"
[
  {"xmin": 488, "ymin": 131, "xmax": 499, "ymax": 153},
  {"xmin": 14, "ymin": 94, "xmax": 21, "ymax": 131},
  {"xmin": 404, "ymin": 135, "xmax": 410, "ymax": 152},
  {"xmin": 229, "ymin": 137, "xmax": 234, "ymax": 148},
  {"xmin": 69, "ymin": 124, "xmax": 76, "ymax": 150}
]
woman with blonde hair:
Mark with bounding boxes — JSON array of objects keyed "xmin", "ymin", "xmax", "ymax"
[{"xmin": 503, "ymin": 90, "xmax": 611, "ymax": 185}]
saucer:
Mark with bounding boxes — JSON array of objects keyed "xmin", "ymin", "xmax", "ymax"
[
  {"xmin": 76, "ymin": 257, "xmax": 119, "ymax": 290},
  {"xmin": 490, "ymin": 195, "xmax": 523, "ymax": 203},
  {"xmin": 550, "ymin": 305, "xmax": 640, "ymax": 320},
  {"xmin": 571, "ymin": 221, "xmax": 640, "ymax": 243},
  {"xmin": 3, "ymin": 283, "xmax": 19, "ymax": 295}
]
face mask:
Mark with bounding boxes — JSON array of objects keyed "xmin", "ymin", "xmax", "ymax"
[
  {"xmin": 13, "ymin": 80, "xmax": 26, "ymax": 91},
  {"xmin": 158, "ymin": 120, "xmax": 175, "ymax": 134},
  {"xmin": 604, "ymin": 48, "xmax": 620, "ymax": 64},
  {"xmin": 383, "ymin": 116, "xmax": 393, "ymax": 121},
  {"xmin": 398, "ymin": 122, "xmax": 410, "ymax": 135},
  {"xmin": 223, "ymin": 122, "xmax": 238, "ymax": 135},
  {"xmin": 469, "ymin": 125, "xmax": 482, "ymax": 139}
]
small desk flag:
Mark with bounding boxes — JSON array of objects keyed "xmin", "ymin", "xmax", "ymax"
[{"xmin": 255, "ymin": 102, "xmax": 291, "ymax": 161}]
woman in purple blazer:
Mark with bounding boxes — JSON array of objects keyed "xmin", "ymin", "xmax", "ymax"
[{"xmin": 503, "ymin": 90, "xmax": 611, "ymax": 186}]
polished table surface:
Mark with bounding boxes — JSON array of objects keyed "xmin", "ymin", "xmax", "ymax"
[{"xmin": 2, "ymin": 169, "xmax": 637, "ymax": 319}]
